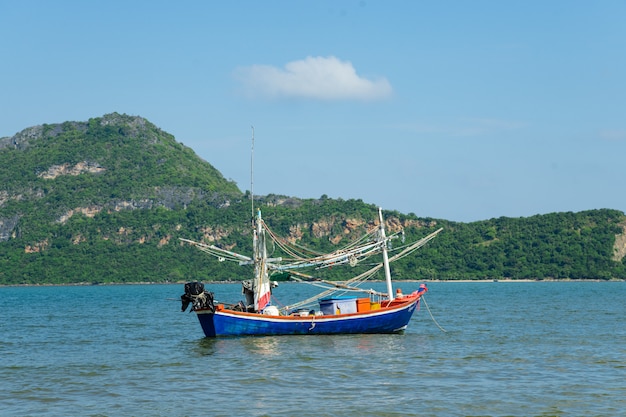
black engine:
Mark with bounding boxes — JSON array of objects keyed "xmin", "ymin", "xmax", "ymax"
[{"xmin": 181, "ymin": 282, "xmax": 215, "ymax": 313}]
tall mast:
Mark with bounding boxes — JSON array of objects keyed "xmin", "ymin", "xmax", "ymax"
[
  {"xmin": 378, "ymin": 207, "xmax": 394, "ymax": 300},
  {"xmin": 250, "ymin": 126, "xmax": 255, "ymax": 223},
  {"xmin": 249, "ymin": 127, "xmax": 271, "ymax": 311}
]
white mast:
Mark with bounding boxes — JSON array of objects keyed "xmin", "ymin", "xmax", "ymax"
[
  {"xmin": 378, "ymin": 207, "xmax": 394, "ymax": 300},
  {"xmin": 253, "ymin": 208, "xmax": 271, "ymax": 311}
]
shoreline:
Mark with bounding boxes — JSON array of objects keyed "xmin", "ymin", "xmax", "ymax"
[{"xmin": 1, "ymin": 278, "xmax": 624, "ymax": 288}]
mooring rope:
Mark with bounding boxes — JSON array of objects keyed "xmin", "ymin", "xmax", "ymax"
[{"xmin": 421, "ymin": 296, "xmax": 447, "ymax": 333}]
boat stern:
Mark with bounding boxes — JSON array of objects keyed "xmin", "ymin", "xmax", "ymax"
[{"xmin": 196, "ymin": 309, "xmax": 217, "ymax": 338}]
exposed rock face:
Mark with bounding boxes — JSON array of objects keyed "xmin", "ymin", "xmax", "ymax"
[
  {"xmin": 343, "ymin": 218, "xmax": 365, "ymax": 234},
  {"xmin": 112, "ymin": 200, "xmax": 154, "ymax": 211},
  {"xmin": 287, "ymin": 224, "xmax": 304, "ymax": 244},
  {"xmin": 264, "ymin": 195, "xmax": 302, "ymax": 209},
  {"xmin": 55, "ymin": 193, "xmax": 204, "ymax": 224},
  {"xmin": 0, "ymin": 215, "xmax": 19, "ymax": 241},
  {"xmin": 0, "ymin": 125, "xmax": 46, "ymax": 150},
  {"xmin": 0, "ymin": 113, "xmax": 157, "ymax": 152},
  {"xmin": 0, "ymin": 122, "xmax": 88, "ymax": 150},
  {"xmin": 99, "ymin": 113, "xmax": 154, "ymax": 141},
  {"xmin": 387, "ymin": 217, "xmax": 437, "ymax": 232},
  {"xmin": 158, "ymin": 235, "xmax": 171, "ymax": 247},
  {"xmin": 25, "ymin": 239, "xmax": 48, "ymax": 253},
  {"xmin": 38, "ymin": 162, "xmax": 106, "ymax": 179},
  {"xmin": 0, "ymin": 190, "xmax": 32, "ymax": 208},
  {"xmin": 153, "ymin": 187, "xmax": 212, "ymax": 210},
  {"xmin": 57, "ymin": 207, "xmax": 103, "ymax": 223},
  {"xmin": 72, "ymin": 234, "xmax": 86, "ymax": 245},
  {"xmin": 311, "ymin": 219, "xmax": 333, "ymax": 238},
  {"xmin": 199, "ymin": 226, "xmax": 231, "ymax": 242},
  {"xmin": 0, "ymin": 191, "xmax": 9, "ymax": 208},
  {"xmin": 613, "ymin": 222, "xmax": 626, "ymax": 262}
]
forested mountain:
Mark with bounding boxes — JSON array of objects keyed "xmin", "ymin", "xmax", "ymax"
[{"xmin": 1, "ymin": 113, "xmax": 625, "ymax": 285}]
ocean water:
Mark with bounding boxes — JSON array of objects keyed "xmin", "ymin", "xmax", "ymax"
[{"xmin": 0, "ymin": 281, "xmax": 624, "ymax": 417}]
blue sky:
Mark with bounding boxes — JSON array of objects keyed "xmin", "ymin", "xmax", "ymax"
[{"xmin": 1, "ymin": 1, "xmax": 625, "ymax": 222}]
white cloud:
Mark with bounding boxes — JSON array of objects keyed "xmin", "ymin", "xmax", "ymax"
[{"xmin": 234, "ymin": 56, "xmax": 392, "ymax": 101}]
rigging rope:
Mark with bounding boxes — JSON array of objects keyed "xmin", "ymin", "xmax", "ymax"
[
  {"xmin": 261, "ymin": 219, "xmax": 389, "ymax": 263},
  {"xmin": 278, "ymin": 229, "xmax": 445, "ymax": 312},
  {"xmin": 183, "ymin": 225, "xmax": 444, "ymax": 316},
  {"xmin": 264, "ymin": 221, "xmax": 385, "ymax": 267},
  {"xmin": 421, "ymin": 296, "xmax": 447, "ymax": 333}
]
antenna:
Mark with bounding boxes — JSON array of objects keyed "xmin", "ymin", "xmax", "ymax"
[{"xmin": 250, "ymin": 126, "xmax": 254, "ymax": 222}]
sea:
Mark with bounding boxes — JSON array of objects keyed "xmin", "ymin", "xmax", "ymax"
[{"xmin": 0, "ymin": 281, "xmax": 624, "ymax": 417}]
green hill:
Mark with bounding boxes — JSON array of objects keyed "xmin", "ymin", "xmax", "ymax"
[{"xmin": 1, "ymin": 113, "xmax": 625, "ymax": 285}]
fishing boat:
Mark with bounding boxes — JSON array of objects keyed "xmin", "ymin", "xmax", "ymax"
[
  {"xmin": 180, "ymin": 128, "xmax": 441, "ymax": 337},
  {"xmin": 180, "ymin": 205, "xmax": 442, "ymax": 337}
]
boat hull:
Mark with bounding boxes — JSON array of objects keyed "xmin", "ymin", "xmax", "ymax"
[{"xmin": 195, "ymin": 296, "xmax": 422, "ymax": 337}]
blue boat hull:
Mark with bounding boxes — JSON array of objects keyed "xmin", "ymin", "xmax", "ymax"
[{"xmin": 195, "ymin": 298, "xmax": 421, "ymax": 337}]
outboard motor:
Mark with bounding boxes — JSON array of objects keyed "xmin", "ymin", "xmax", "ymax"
[{"xmin": 181, "ymin": 282, "xmax": 215, "ymax": 313}]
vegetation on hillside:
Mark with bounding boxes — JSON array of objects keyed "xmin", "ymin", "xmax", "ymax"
[{"xmin": 1, "ymin": 114, "xmax": 625, "ymax": 285}]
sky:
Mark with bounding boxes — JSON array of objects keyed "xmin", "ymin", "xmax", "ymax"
[{"xmin": 1, "ymin": 1, "xmax": 625, "ymax": 222}]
